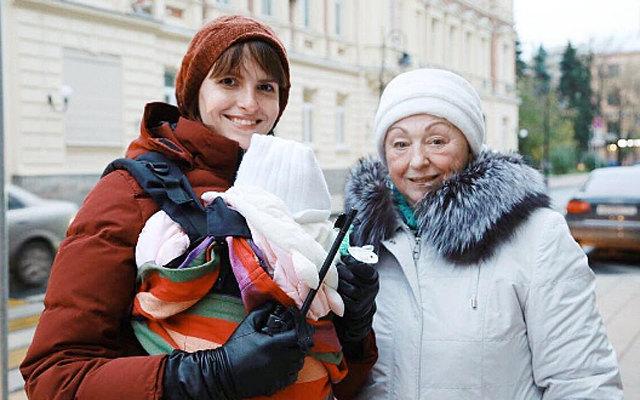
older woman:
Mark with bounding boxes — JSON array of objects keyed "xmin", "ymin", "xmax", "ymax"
[{"xmin": 342, "ymin": 68, "xmax": 622, "ymax": 399}]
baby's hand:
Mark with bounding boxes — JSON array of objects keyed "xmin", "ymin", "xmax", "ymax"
[{"xmin": 136, "ymin": 211, "xmax": 190, "ymax": 267}]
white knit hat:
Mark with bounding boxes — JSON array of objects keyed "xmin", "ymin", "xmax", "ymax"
[
  {"xmin": 373, "ymin": 68, "xmax": 486, "ymax": 164},
  {"xmin": 235, "ymin": 134, "xmax": 332, "ymax": 222}
]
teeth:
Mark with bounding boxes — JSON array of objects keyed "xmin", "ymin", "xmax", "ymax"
[
  {"xmin": 409, "ymin": 177, "xmax": 438, "ymax": 184},
  {"xmin": 229, "ymin": 117, "xmax": 257, "ymax": 126}
]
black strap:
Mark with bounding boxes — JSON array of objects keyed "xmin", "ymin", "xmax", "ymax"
[
  {"xmin": 206, "ymin": 197, "xmax": 252, "ymax": 239},
  {"xmin": 102, "ymin": 152, "xmax": 207, "ymax": 242}
]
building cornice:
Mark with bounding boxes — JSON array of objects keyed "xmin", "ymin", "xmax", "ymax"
[
  {"xmin": 428, "ymin": 0, "xmax": 514, "ymax": 29},
  {"xmin": 14, "ymin": 0, "xmax": 195, "ymax": 41},
  {"xmin": 288, "ymin": 51, "xmax": 361, "ymax": 75}
]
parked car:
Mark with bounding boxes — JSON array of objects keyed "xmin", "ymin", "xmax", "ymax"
[
  {"xmin": 565, "ymin": 166, "xmax": 640, "ymax": 251},
  {"xmin": 7, "ymin": 185, "xmax": 78, "ymax": 286}
]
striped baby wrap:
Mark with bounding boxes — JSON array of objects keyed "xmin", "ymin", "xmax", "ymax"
[{"xmin": 132, "ymin": 235, "xmax": 347, "ymax": 399}]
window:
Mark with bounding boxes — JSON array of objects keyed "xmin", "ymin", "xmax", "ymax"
[
  {"xmin": 480, "ymin": 37, "xmax": 489, "ymax": 78},
  {"xmin": 502, "ymin": 43, "xmax": 510, "ymax": 81},
  {"xmin": 164, "ymin": 69, "xmax": 177, "ymax": 105},
  {"xmin": 336, "ymin": 94, "xmax": 347, "ymax": 146},
  {"xmin": 448, "ymin": 25, "xmax": 457, "ymax": 66},
  {"xmin": 607, "ymin": 120, "xmax": 620, "ymax": 135},
  {"xmin": 8, "ymin": 194, "xmax": 24, "ymax": 210},
  {"xmin": 302, "ymin": 88, "xmax": 316, "ymax": 143},
  {"xmin": 607, "ymin": 64, "xmax": 620, "ymax": 77},
  {"xmin": 334, "ymin": 0, "xmax": 343, "ymax": 36},
  {"xmin": 301, "ymin": 0, "xmax": 310, "ymax": 28},
  {"xmin": 430, "ymin": 18, "xmax": 440, "ymax": 62},
  {"xmin": 608, "ymin": 89, "xmax": 621, "ymax": 106},
  {"xmin": 303, "ymin": 103, "xmax": 313, "ymax": 143},
  {"xmin": 131, "ymin": 0, "xmax": 153, "ymax": 15},
  {"xmin": 501, "ymin": 117, "xmax": 510, "ymax": 146},
  {"xmin": 262, "ymin": 0, "xmax": 273, "ymax": 16},
  {"xmin": 166, "ymin": 5, "xmax": 184, "ymax": 18},
  {"xmin": 63, "ymin": 49, "xmax": 123, "ymax": 146},
  {"xmin": 465, "ymin": 32, "xmax": 473, "ymax": 69}
]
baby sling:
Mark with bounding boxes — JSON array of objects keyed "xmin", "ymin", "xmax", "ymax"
[{"xmin": 102, "ymin": 152, "xmax": 349, "ymax": 395}]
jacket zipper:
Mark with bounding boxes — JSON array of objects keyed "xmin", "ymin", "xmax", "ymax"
[
  {"xmin": 412, "ymin": 235, "xmax": 421, "ymax": 264},
  {"xmin": 411, "ymin": 233, "xmax": 422, "ymax": 399}
]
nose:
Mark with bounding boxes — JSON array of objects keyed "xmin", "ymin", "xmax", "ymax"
[
  {"xmin": 237, "ymin": 87, "xmax": 259, "ymax": 112},
  {"xmin": 409, "ymin": 144, "xmax": 429, "ymax": 168}
]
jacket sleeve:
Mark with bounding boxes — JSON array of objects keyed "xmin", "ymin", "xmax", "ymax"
[
  {"xmin": 525, "ymin": 212, "xmax": 623, "ymax": 399},
  {"xmin": 332, "ymin": 330, "xmax": 378, "ymax": 400},
  {"xmin": 20, "ymin": 171, "xmax": 167, "ymax": 400}
]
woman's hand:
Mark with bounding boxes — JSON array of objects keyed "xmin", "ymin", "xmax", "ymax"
[
  {"xmin": 335, "ymin": 255, "xmax": 379, "ymax": 344},
  {"xmin": 162, "ymin": 302, "xmax": 313, "ymax": 400}
]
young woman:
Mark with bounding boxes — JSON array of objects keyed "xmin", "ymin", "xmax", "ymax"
[
  {"xmin": 21, "ymin": 15, "xmax": 377, "ymax": 400},
  {"xmin": 342, "ymin": 68, "xmax": 622, "ymax": 399}
]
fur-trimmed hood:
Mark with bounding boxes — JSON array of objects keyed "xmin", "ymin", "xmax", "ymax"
[{"xmin": 344, "ymin": 151, "xmax": 551, "ymax": 264}]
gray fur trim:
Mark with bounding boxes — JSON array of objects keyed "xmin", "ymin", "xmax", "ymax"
[
  {"xmin": 344, "ymin": 150, "xmax": 550, "ymax": 264},
  {"xmin": 344, "ymin": 156, "xmax": 398, "ymax": 249}
]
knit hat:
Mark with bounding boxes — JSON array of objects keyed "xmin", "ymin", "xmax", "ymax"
[
  {"xmin": 175, "ymin": 15, "xmax": 290, "ymax": 126},
  {"xmin": 373, "ymin": 68, "xmax": 485, "ymax": 164},
  {"xmin": 235, "ymin": 134, "xmax": 332, "ymax": 222}
]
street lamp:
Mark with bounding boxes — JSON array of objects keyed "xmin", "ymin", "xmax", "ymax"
[{"xmin": 378, "ymin": 28, "xmax": 412, "ymax": 96}]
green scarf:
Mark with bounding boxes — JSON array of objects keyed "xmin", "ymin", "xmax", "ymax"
[
  {"xmin": 339, "ymin": 184, "xmax": 417, "ymax": 256},
  {"xmin": 392, "ymin": 185, "xmax": 418, "ymax": 231}
]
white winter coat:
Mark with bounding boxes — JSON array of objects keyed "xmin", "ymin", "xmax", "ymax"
[{"xmin": 344, "ymin": 152, "xmax": 622, "ymax": 400}]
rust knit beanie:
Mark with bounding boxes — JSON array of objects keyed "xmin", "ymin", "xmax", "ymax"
[{"xmin": 175, "ymin": 15, "xmax": 290, "ymax": 126}]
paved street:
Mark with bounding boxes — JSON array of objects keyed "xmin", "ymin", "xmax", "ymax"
[
  {"xmin": 5, "ymin": 175, "xmax": 639, "ymax": 398},
  {"xmin": 591, "ymin": 254, "xmax": 640, "ymax": 399}
]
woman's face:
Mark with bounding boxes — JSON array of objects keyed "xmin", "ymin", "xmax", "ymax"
[
  {"xmin": 198, "ymin": 56, "xmax": 280, "ymax": 149},
  {"xmin": 385, "ymin": 114, "xmax": 471, "ymax": 205}
]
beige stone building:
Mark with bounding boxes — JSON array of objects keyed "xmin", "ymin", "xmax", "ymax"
[
  {"xmin": 3, "ymin": 0, "xmax": 518, "ymax": 205},
  {"xmin": 590, "ymin": 33, "xmax": 640, "ymax": 165}
]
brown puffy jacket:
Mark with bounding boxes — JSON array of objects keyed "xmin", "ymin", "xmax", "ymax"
[{"xmin": 20, "ymin": 103, "xmax": 376, "ymax": 400}]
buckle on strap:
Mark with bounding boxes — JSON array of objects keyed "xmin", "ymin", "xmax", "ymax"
[{"xmin": 145, "ymin": 161, "xmax": 193, "ymax": 205}]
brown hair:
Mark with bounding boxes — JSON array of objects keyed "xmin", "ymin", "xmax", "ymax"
[{"xmin": 182, "ymin": 40, "xmax": 290, "ymax": 122}]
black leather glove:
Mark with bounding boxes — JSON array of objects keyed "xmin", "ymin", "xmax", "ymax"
[
  {"xmin": 162, "ymin": 302, "xmax": 313, "ymax": 400},
  {"xmin": 335, "ymin": 255, "xmax": 379, "ymax": 344}
]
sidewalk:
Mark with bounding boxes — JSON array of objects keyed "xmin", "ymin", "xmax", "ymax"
[
  {"xmin": 6, "ymin": 294, "xmax": 44, "ymax": 399},
  {"xmin": 593, "ymin": 264, "xmax": 640, "ymax": 398}
]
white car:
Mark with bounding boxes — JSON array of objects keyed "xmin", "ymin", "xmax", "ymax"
[{"xmin": 7, "ymin": 185, "xmax": 78, "ymax": 286}]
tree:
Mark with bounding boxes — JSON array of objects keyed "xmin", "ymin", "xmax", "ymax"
[
  {"xmin": 518, "ymin": 75, "xmax": 575, "ymax": 169},
  {"xmin": 558, "ymin": 42, "xmax": 596, "ymax": 155},
  {"xmin": 532, "ymin": 45, "xmax": 550, "ymax": 96},
  {"xmin": 530, "ymin": 46, "xmax": 552, "ymax": 180},
  {"xmin": 518, "ymin": 45, "xmax": 577, "ymax": 174},
  {"xmin": 515, "ymin": 39, "xmax": 527, "ymax": 79},
  {"xmin": 559, "ymin": 42, "xmax": 580, "ymax": 104}
]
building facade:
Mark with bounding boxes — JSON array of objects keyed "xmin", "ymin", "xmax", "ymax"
[
  {"xmin": 3, "ymin": 0, "xmax": 518, "ymax": 206},
  {"xmin": 590, "ymin": 34, "xmax": 640, "ymax": 165}
]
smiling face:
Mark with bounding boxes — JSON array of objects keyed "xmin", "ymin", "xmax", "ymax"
[
  {"xmin": 198, "ymin": 49, "xmax": 280, "ymax": 149},
  {"xmin": 385, "ymin": 114, "xmax": 471, "ymax": 205}
]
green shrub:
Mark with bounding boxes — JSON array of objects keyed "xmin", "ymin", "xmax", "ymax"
[
  {"xmin": 550, "ymin": 145, "xmax": 577, "ymax": 174},
  {"xmin": 580, "ymin": 152, "xmax": 606, "ymax": 171}
]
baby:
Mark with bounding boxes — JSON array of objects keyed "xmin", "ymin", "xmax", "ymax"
[{"xmin": 134, "ymin": 134, "xmax": 344, "ymax": 334}]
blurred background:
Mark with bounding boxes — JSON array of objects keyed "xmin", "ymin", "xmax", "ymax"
[{"xmin": 1, "ymin": 0, "xmax": 639, "ymax": 398}]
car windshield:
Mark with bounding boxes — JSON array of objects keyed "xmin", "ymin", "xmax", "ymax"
[
  {"xmin": 581, "ymin": 167, "xmax": 640, "ymax": 197},
  {"xmin": 7, "ymin": 184, "xmax": 42, "ymax": 205}
]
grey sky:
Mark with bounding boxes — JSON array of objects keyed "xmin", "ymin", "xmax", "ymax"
[{"xmin": 514, "ymin": 0, "xmax": 640, "ymax": 57}]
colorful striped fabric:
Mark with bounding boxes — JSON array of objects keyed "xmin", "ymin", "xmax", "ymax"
[{"xmin": 132, "ymin": 236, "xmax": 347, "ymax": 399}]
